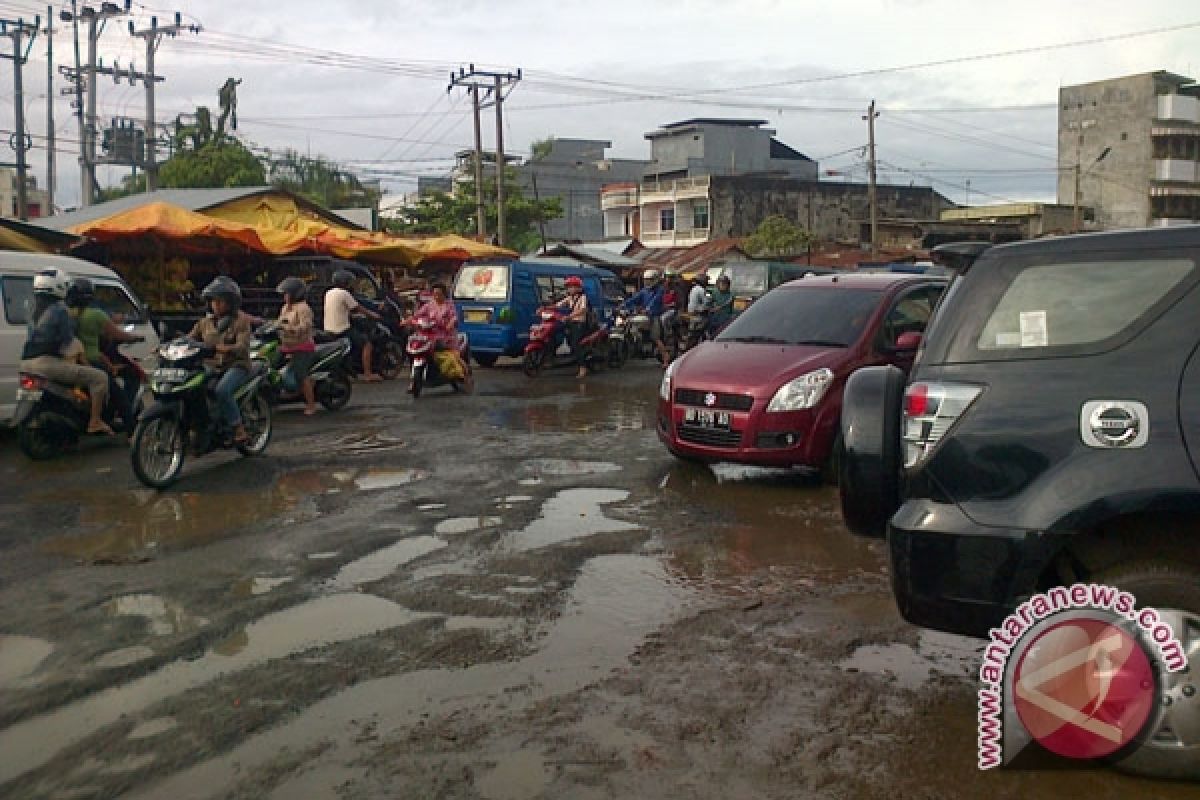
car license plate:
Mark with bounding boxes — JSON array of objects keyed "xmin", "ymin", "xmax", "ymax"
[
  {"xmin": 685, "ymin": 408, "xmax": 731, "ymax": 429},
  {"xmin": 154, "ymin": 368, "xmax": 189, "ymax": 382},
  {"xmin": 465, "ymin": 309, "xmax": 491, "ymax": 323}
]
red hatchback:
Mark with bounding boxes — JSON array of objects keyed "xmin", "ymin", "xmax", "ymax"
[{"xmin": 657, "ymin": 273, "xmax": 946, "ymax": 470}]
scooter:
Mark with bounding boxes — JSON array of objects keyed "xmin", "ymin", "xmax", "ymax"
[
  {"xmin": 679, "ymin": 310, "xmax": 710, "ymax": 353},
  {"xmin": 130, "ymin": 339, "xmax": 272, "ymax": 489},
  {"xmin": 522, "ymin": 306, "xmax": 615, "ymax": 377},
  {"xmin": 607, "ymin": 311, "xmax": 632, "ymax": 369},
  {"xmin": 406, "ymin": 317, "xmax": 473, "ymax": 398},
  {"xmin": 13, "ymin": 372, "xmax": 124, "ymax": 460},
  {"xmin": 251, "ymin": 322, "xmax": 354, "ymax": 411}
]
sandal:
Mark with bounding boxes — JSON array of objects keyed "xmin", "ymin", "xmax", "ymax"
[{"xmin": 87, "ymin": 422, "xmax": 116, "ymax": 436}]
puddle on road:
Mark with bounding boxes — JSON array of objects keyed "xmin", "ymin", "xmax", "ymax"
[
  {"xmin": 107, "ymin": 594, "xmax": 208, "ymax": 636},
  {"xmin": 93, "ymin": 646, "xmax": 156, "ymax": 670},
  {"xmin": 500, "ymin": 489, "xmax": 638, "ymax": 552},
  {"xmin": 487, "ymin": 394, "xmax": 650, "ymax": 434},
  {"xmin": 130, "ymin": 554, "xmax": 698, "ymax": 800},
  {"xmin": 707, "ymin": 463, "xmax": 816, "ymax": 485},
  {"xmin": 0, "ymin": 635, "xmax": 55, "ymax": 689},
  {"xmin": 519, "ymin": 459, "xmax": 623, "ymax": 478},
  {"xmin": 839, "ymin": 631, "xmax": 980, "ymax": 690},
  {"xmin": 0, "ymin": 593, "xmax": 439, "ymax": 786},
  {"xmin": 435, "ymin": 516, "xmax": 504, "ymax": 536},
  {"xmin": 127, "ymin": 717, "xmax": 177, "ymax": 741},
  {"xmin": 417, "ymin": 503, "xmax": 448, "ymax": 512},
  {"xmin": 325, "ymin": 536, "xmax": 447, "ymax": 591},
  {"xmin": 232, "ymin": 577, "xmax": 292, "ymax": 597},
  {"xmin": 353, "ymin": 468, "xmax": 427, "ymax": 491}
]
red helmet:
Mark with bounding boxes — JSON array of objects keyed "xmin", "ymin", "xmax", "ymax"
[{"xmin": 565, "ymin": 276, "xmax": 583, "ymax": 289}]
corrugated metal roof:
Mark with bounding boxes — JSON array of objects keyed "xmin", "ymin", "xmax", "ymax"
[
  {"xmin": 633, "ymin": 238, "xmax": 748, "ymax": 275},
  {"xmin": 542, "ymin": 242, "xmax": 639, "ymax": 267}
]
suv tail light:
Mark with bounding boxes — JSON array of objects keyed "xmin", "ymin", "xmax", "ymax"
[{"xmin": 902, "ymin": 381, "xmax": 982, "ymax": 468}]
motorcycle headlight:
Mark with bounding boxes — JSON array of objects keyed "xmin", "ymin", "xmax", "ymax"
[
  {"xmin": 660, "ymin": 360, "xmax": 678, "ymax": 402},
  {"xmin": 767, "ymin": 368, "xmax": 834, "ymax": 412}
]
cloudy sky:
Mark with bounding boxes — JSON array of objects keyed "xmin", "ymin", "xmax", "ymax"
[{"xmin": 0, "ymin": 0, "xmax": 1197, "ymax": 211}]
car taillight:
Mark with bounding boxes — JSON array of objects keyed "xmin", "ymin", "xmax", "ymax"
[
  {"xmin": 902, "ymin": 381, "xmax": 982, "ymax": 468},
  {"xmin": 19, "ymin": 373, "xmax": 46, "ymax": 391}
]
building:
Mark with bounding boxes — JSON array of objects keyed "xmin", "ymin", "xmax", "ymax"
[
  {"xmin": 0, "ymin": 168, "xmax": 51, "ymax": 219},
  {"xmin": 643, "ymin": 119, "xmax": 817, "ymax": 182},
  {"xmin": 939, "ymin": 203, "xmax": 1078, "ymax": 239},
  {"xmin": 604, "ymin": 175, "xmax": 952, "ymax": 248},
  {"xmin": 1058, "ymin": 71, "xmax": 1200, "ymax": 229}
]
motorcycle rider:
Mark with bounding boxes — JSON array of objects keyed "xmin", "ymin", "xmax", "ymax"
[
  {"xmin": 707, "ymin": 274, "xmax": 735, "ymax": 336},
  {"xmin": 622, "ymin": 269, "xmax": 671, "ymax": 366},
  {"xmin": 324, "ymin": 268, "xmax": 383, "ymax": 383},
  {"xmin": 556, "ymin": 276, "xmax": 592, "ymax": 379},
  {"xmin": 275, "ymin": 277, "xmax": 318, "ymax": 416},
  {"xmin": 65, "ymin": 277, "xmax": 143, "ymax": 431},
  {"xmin": 20, "ymin": 269, "xmax": 113, "ymax": 435},
  {"xmin": 412, "ymin": 282, "xmax": 472, "ymax": 393},
  {"xmin": 187, "ymin": 276, "xmax": 252, "ymax": 444}
]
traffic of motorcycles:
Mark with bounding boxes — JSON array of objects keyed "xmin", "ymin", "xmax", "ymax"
[{"xmin": 12, "ymin": 265, "xmax": 716, "ymax": 489}]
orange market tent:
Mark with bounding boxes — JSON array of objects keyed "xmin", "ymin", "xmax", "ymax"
[{"xmin": 69, "ymin": 201, "xmax": 309, "ymax": 256}]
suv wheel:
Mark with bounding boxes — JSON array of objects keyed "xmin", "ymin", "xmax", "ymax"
[
  {"xmin": 839, "ymin": 366, "xmax": 905, "ymax": 538},
  {"xmin": 1094, "ymin": 561, "xmax": 1200, "ymax": 781}
]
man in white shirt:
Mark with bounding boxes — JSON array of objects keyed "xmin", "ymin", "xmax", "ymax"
[
  {"xmin": 324, "ymin": 269, "xmax": 383, "ymax": 382},
  {"xmin": 687, "ymin": 274, "xmax": 712, "ymax": 314}
]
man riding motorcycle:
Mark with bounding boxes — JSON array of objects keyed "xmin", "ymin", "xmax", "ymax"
[
  {"xmin": 556, "ymin": 275, "xmax": 593, "ymax": 379},
  {"xmin": 65, "ymin": 277, "xmax": 144, "ymax": 430},
  {"xmin": 275, "ymin": 276, "xmax": 318, "ymax": 416},
  {"xmin": 324, "ymin": 268, "xmax": 383, "ymax": 382},
  {"xmin": 621, "ymin": 269, "xmax": 672, "ymax": 366},
  {"xmin": 707, "ymin": 274, "xmax": 734, "ymax": 336},
  {"xmin": 187, "ymin": 276, "xmax": 253, "ymax": 444},
  {"xmin": 19, "ymin": 269, "xmax": 113, "ymax": 435}
]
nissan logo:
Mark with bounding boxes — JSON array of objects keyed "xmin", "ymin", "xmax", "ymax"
[{"xmin": 1089, "ymin": 405, "xmax": 1139, "ymax": 447}]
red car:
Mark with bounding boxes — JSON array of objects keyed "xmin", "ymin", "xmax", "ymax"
[{"xmin": 657, "ymin": 273, "xmax": 947, "ymax": 471}]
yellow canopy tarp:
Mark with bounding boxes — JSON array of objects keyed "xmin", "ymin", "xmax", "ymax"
[
  {"xmin": 0, "ymin": 225, "xmax": 55, "ymax": 253},
  {"xmin": 69, "ymin": 201, "xmax": 309, "ymax": 255}
]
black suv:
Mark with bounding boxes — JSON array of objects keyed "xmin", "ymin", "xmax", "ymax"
[{"xmin": 839, "ymin": 228, "xmax": 1199, "ymax": 779}]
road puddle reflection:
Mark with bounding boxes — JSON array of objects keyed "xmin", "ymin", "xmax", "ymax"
[
  {"xmin": 325, "ymin": 536, "xmax": 447, "ymax": 591},
  {"xmin": 839, "ymin": 631, "xmax": 979, "ymax": 690},
  {"xmin": 519, "ymin": 459, "xmax": 623, "ymax": 478},
  {"xmin": 500, "ymin": 489, "xmax": 637, "ymax": 551},
  {"xmin": 0, "ymin": 635, "xmax": 55, "ymax": 689},
  {"xmin": 107, "ymin": 594, "xmax": 207, "ymax": 636}
]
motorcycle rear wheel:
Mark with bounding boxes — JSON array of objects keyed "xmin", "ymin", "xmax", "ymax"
[
  {"xmin": 131, "ymin": 417, "xmax": 186, "ymax": 488},
  {"xmin": 237, "ymin": 393, "xmax": 272, "ymax": 456},
  {"xmin": 410, "ymin": 365, "xmax": 425, "ymax": 398},
  {"xmin": 319, "ymin": 373, "xmax": 353, "ymax": 411},
  {"xmin": 17, "ymin": 413, "xmax": 72, "ymax": 460},
  {"xmin": 522, "ymin": 350, "xmax": 544, "ymax": 378},
  {"xmin": 379, "ymin": 342, "xmax": 403, "ymax": 380}
]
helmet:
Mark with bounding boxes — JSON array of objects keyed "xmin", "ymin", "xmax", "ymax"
[
  {"xmin": 664, "ymin": 268, "xmax": 680, "ymax": 280},
  {"xmin": 33, "ymin": 268, "xmax": 70, "ymax": 299},
  {"xmin": 276, "ymin": 276, "xmax": 307, "ymax": 301},
  {"xmin": 642, "ymin": 269, "xmax": 662, "ymax": 286},
  {"xmin": 201, "ymin": 275, "xmax": 242, "ymax": 311},
  {"xmin": 716, "ymin": 273, "xmax": 731, "ymax": 285},
  {"xmin": 332, "ymin": 269, "xmax": 354, "ymax": 288},
  {"xmin": 565, "ymin": 276, "xmax": 583, "ymax": 289},
  {"xmin": 693, "ymin": 273, "xmax": 709, "ymax": 285},
  {"xmin": 65, "ymin": 276, "xmax": 95, "ymax": 307}
]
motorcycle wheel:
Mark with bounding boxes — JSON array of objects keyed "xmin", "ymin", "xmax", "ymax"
[
  {"xmin": 16, "ymin": 413, "xmax": 72, "ymax": 460},
  {"xmin": 522, "ymin": 350, "xmax": 544, "ymax": 378},
  {"xmin": 609, "ymin": 340, "xmax": 627, "ymax": 369},
  {"xmin": 319, "ymin": 373, "xmax": 353, "ymax": 411},
  {"xmin": 474, "ymin": 353, "xmax": 499, "ymax": 368},
  {"xmin": 410, "ymin": 365, "xmax": 425, "ymax": 398},
  {"xmin": 379, "ymin": 342, "xmax": 403, "ymax": 380},
  {"xmin": 237, "ymin": 393, "xmax": 273, "ymax": 456},
  {"xmin": 131, "ymin": 416, "xmax": 186, "ymax": 489}
]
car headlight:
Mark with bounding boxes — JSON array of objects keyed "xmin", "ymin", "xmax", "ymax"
[
  {"xmin": 767, "ymin": 368, "xmax": 834, "ymax": 412},
  {"xmin": 660, "ymin": 360, "xmax": 678, "ymax": 401}
]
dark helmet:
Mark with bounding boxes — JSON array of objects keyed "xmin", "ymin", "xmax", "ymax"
[
  {"xmin": 332, "ymin": 269, "xmax": 354, "ymax": 289},
  {"xmin": 65, "ymin": 276, "xmax": 96, "ymax": 307},
  {"xmin": 693, "ymin": 273, "xmax": 709, "ymax": 285},
  {"xmin": 201, "ymin": 275, "xmax": 242, "ymax": 312},
  {"xmin": 276, "ymin": 276, "xmax": 307, "ymax": 301}
]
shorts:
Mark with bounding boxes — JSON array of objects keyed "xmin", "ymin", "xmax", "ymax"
[
  {"xmin": 650, "ymin": 316, "xmax": 665, "ymax": 342},
  {"xmin": 284, "ymin": 351, "xmax": 317, "ymax": 390},
  {"xmin": 332, "ymin": 328, "xmax": 365, "ymax": 349}
]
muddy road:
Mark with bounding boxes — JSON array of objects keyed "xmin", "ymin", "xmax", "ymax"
[{"xmin": 0, "ymin": 363, "xmax": 1190, "ymax": 798}]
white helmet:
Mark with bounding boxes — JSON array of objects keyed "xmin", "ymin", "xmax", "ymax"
[
  {"xmin": 33, "ymin": 268, "xmax": 70, "ymax": 299},
  {"xmin": 642, "ymin": 269, "xmax": 662, "ymax": 286}
]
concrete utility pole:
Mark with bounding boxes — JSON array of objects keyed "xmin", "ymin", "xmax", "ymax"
[
  {"xmin": 448, "ymin": 65, "xmax": 521, "ymax": 245},
  {"xmin": 0, "ymin": 15, "xmax": 41, "ymax": 220},
  {"xmin": 130, "ymin": 12, "xmax": 199, "ymax": 192},
  {"xmin": 44, "ymin": 7, "xmax": 54, "ymax": 215},
  {"xmin": 864, "ymin": 100, "xmax": 880, "ymax": 257}
]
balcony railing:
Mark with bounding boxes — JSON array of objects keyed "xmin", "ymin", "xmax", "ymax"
[
  {"xmin": 641, "ymin": 228, "xmax": 712, "ymax": 247},
  {"xmin": 640, "ymin": 176, "xmax": 711, "ymax": 204},
  {"xmin": 600, "ymin": 189, "xmax": 638, "ymax": 210},
  {"xmin": 1154, "ymin": 158, "xmax": 1199, "ymax": 183},
  {"xmin": 1158, "ymin": 94, "xmax": 1200, "ymax": 125}
]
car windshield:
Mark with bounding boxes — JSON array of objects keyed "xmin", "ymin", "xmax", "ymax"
[
  {"xmin": 725, "ymin": 263, "xmax": 768, "ymax": 294},
  {"xmin": 454, "ymin": 265, "xmax": 510, "ymax": 301},
  {"xmin": 716, "ymin": 286, "xmax": 884, "ymax": 347}
]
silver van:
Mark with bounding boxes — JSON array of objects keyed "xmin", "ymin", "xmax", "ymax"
[{"xmin": 0, "ymin": 252, "xmax": 160, "ymax": 424}]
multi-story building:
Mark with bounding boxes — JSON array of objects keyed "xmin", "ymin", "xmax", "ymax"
[
  {"xmin": 1058, "ymin": 71, "xmax": 1200, "ymax": 229},
  {"xmin": 643, "ymin": 119, "xmax": 817, "ymax": 182},
  {"xmin": 0, "ymin": 168, "xmax": 50, "ymax": 219}
]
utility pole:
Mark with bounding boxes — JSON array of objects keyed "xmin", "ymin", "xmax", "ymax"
[
  {"xmin": 44, "ymin": 7, "xmax": 54, "ymax": 215},
  {"xmin": 130, "ymin": 12, "xmax": 199, "ymax": 192},
  {"xmin": 448, "ymin": 65, "xmax": 521, "ymax": 245},
  {"xmin": 1, "ymin": 16, "xmax": 40, "ymax": 220},
  {"xmin": 864, "ymin": 100, "xmax": 880, "ymax": 257}
]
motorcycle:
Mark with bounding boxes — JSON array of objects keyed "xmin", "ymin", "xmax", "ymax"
[
  {"xmin": 607, "ymin": 311, "xmax": 633, "ymax": 369},
  {"xmin": 679, "ymin": 310, "xmax": 711, "ymax": 353},
  {"xmin": 251, "ymin": 322, "xmax": 353, "ymax": 411},
  {"xmin": 406, "ymin": 317, "xmax": 473, "ymax": 398},
  {"xmin": 13, "ymin": 371, "xmax": 124, "ymax": 460},
  {"xmin": 130, "ymin": 339, "xmax": 272, "ymax": 489},
  {"xmin": 522, "ymin": 306, "xmax": 615, "ymax": 377}
]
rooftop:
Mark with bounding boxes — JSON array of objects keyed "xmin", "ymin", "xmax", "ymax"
[{"xmin": 646, "ymin": 118, "xmax": 774, "ymax": 139}]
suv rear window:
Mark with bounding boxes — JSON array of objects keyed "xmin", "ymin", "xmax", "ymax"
[{"xmin": 978, "ymin": 258, "xmax": 1192, "ymax": 351}]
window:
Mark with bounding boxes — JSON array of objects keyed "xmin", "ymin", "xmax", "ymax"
[
  {"xmin": 693, "ymin": 203, "xmax": 709, "ymax": 230},
  {"xmin": 881, "ymin": 286, "xmax": 943, "ymax": 347},
  {"xmin": 2, "ymin": 275, "xmax": 33, "ymax": 324},
  {"xmin": 977, "ymin": 258, "xmax": 1193, "ymax": 352},
  {"xmin": 601, "ymin": 277, "xmax": 626, "ymax": 304},
  {"xmin": 533, "ymin": 275, "xmax": 567, "ymax": 304},
  {"xmin": 717, "ymin": 287, "xmax": 885, "ymax": 347},
  {"xmin": 93, "ymin": 282, "xmax": 142, "ymax": 323},
  {"xmin": 660, "ymin": 208, "xmax": 675, "ymax": 232},
  {"xmin": 454, "ymin": 265, "xmax": 510, "ymax": 301}
]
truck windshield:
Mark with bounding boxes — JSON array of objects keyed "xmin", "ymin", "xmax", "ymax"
[
  {"xmin": 455, "ymin": 265, "xmax": 510, "ymax": 301},
  {"xmin": 717, "ymin": 286, "xmax": 884, "ymax": 347}
]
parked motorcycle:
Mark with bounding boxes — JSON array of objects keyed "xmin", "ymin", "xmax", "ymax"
[
  {"xmin": 130, "ymin": 339, "xmax": 272, "ymax": 489},
  {"xmin": 522, "ymin": 306, "xmax": 615, "ymax": 377},
  {"xmin": 406, "ymin": 317, "xmax": 473, "ymax": 398},
  {"xmin": 251, "ymin": 322, "xmax": 353, "ymax": 411}
]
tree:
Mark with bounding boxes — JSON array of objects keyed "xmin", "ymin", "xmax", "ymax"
[
  {"xmin": 745, "ymin": 215, "xmax": 815, "ymax": 258},
  {"xmin": 266, "ymin": 149, "xmax": 380, "ymax": 209},
  {"xmin": 157, "ymin": 139, "xmax": 266, "ymax": 189},
  {"xmin": 530, "ymin": 136, "xmax": 555, "ymax": 162},
  {"xmin": 391, "ymin": 168, "xmax": 563, "ymax": 253},
  {"xmin": 96, "ymin": 172, "xmax": 147, "ymax": 202}
]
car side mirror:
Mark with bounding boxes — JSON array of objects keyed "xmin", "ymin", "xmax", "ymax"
[{"xmin": 893, "ymin": 331, "xmax": 923, "ymax": 352}]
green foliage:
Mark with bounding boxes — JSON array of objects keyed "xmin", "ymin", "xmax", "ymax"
[
  {"xmin": 390, "ymin": 167, "xmax": 563, "ymax": 253},
  {"xmin": 96, "ymin": 172, "xmax": 147, "ymax": 202},
  {"xmin": 744, "ymin": 214, "xmax": 815, "ymax": 258},
  {"xmin": 266, "ymin": 149, "xmax": 380, "ymax": 209},
  {"xmin": 530, "ymin": 136, "xmax": 555, "ymax": 162},
  {"xmin": 157, "ymin": 139, "xmax": 266, "ymax": 189}
]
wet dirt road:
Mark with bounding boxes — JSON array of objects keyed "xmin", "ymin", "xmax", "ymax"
[{"xmin": 0, "ymin": 362, "xmax": 1192, "ymax": 799}]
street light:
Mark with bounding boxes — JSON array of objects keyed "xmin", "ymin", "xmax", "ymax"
[{"xmin": 1073, "ymin": 145, "xmax": 1111, "ymax": 233}]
